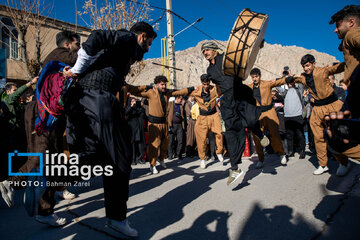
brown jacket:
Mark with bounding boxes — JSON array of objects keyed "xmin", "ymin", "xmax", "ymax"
[
  {"xmin": 248, "ymin": 78, "xmax": 287, "ymax": 106},
  {"xmin": 293, "ymin": 64, "xmax": 344, "ymax": 100},
  {"xmin": 190, "ymin": 85, "xmax": 219, "ymax": 111},
  {"xmin": 167, "ymin": 101, "xmax": 185, "ymax": 128},
  {"xmin": 42, "ymin": 47, "xmax": 78, "ymax": 67},
  {"xmin": 342, "ymin": 26, "xmax": 360, "ymax": 85},
  {"xmin": 184, "ymin": 100, "xmax": 194, "ymax": 120},
  {"xmin": 126, "ymin": 85, "xmax": 190, "ymax": 118}
]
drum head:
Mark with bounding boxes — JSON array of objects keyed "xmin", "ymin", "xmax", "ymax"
[{"xmin": 223, "ymin": 9, "xmax": 269, "ymax": 80}]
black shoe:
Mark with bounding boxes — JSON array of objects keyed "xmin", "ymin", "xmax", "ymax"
[
  {"xmin": 168, "ymin": 154, "xmax": 175, "ymax": 160},
  {"xmin": 287, "ymin": 152, "xmax": 294, "ymax": 158},
  {"xmin": 299, "ymin": 152, "xmax": 305, "ymax": 159}
]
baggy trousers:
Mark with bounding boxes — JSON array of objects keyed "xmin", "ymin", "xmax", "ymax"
[
  {"xmin": 334, "ymin": 145, "xmax": 360, "ymax": 163},
  {"xmin": 65, "ymin": 89, "xmax": 132, "ymax": 221},
  {"xmin": 310, "ymin": 99, "xmax": 345, "ymax": 167},
  {"xmin": 148, "ymin": 122, "xmax": 168, "ymax": 166},
  {"xmin": 7, "ymin": 101, "xmax": 67, "ymax": 216},
  {"xmin": 186, "ymin": 119, "xmax": 196, "ymax": 155},
  {"xmin": 194, "ymin": 113, "xmax": 223, "ymax": 160},
  {"xmin": 252, "ymin": 108, "xmax": 285, "ymax": 162}
]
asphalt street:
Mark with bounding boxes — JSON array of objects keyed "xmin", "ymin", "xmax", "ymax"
[{"xmin": 1, "ymin": 152, "xmax": 359, "ymax": 240}]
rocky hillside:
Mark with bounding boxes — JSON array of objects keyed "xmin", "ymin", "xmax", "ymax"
[{"xmin": 126, "ymin": 40, "xmax": 343, "ymax": 88}]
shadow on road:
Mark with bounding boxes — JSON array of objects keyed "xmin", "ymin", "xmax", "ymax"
[
  {"xmin": 236, "ymin": 203, "xmax": 317, "ymax": 240},
  {"xmin": 161, "ymin": 210, "xmax": 231, "ymax": 240}
]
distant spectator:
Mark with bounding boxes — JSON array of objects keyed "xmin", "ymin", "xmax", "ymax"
[
  {"xmin": 329, "ymin": 74, "xmax": 345, "ymax": 102},
  {"xmin": 339, "ymin": 79, "xmax": 348, "ymax": 98}
]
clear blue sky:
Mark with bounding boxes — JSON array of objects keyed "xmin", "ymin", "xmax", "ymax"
[{"xmin": 46, "ymin": 0, "xmax": 358, "ymax": 61}]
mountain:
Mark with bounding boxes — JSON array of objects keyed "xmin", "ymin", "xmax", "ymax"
[{"xmin": 126, "ymin": 40, "xmax": 343, "ymax": 88}]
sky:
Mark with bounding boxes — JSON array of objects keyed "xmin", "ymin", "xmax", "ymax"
[{"xmin": 6, "ymin": 0, "xmax": 358, "ymax": 61}]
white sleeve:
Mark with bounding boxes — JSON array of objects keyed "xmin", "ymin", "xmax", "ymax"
[{"xmin": 71, "ymin": 48, "xmax": 96, "ymax": 74}]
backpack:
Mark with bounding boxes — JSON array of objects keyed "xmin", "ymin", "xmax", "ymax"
[{"xmin": 35, "ymin": 61, "xmax": 75, "ymax": 134}]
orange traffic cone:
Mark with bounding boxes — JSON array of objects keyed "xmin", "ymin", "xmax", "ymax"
[{"xmin": 243, "ymin": 128, "xmax": 251, "ymax": 158}]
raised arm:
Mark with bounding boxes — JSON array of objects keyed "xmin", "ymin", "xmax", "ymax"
[
  {"xmin": 168, "ymin": 87, "xmax": 195, "ymax": 97},
  {"xmin": 327, "ymin": 62, "xmax": 345, "ymax": 75},
  {"xmin": 125, "ymin": 84, "xmax": 151, "ymax": 98},
  {"xmin": 270, "ymin": 77, "xmax": 287, "ymax": 88}
]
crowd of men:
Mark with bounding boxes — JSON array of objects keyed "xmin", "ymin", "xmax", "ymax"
[{"xmin": 0, "ymin": 5, "xmax": 359, "ymax": 238}]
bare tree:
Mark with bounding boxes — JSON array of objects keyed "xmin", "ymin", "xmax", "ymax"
[
  {"xmin": 78, "ymin": 0, "xmax": 153, "ymax": 30},
  {"xmin": 78, "ymin": 0, "xmax": 156, "ymax": 77},
  {"xmin": 3, "ymin": 0, "xmax": 53, "ymax": 78}
]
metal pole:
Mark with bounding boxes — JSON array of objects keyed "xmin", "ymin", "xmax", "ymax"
[{"xmin": 166, "ymin": 0, "xmax": 176, "ymax": 88}]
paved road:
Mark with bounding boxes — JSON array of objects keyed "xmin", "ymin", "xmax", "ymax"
[{"xmin": 1, "ymin": 153, "xmax": 359, "ymax": 240}]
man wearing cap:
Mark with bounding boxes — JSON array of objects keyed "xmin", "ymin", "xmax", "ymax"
[
  {"xmin": 201, "ymin": 41, "xmax": 268, "ymax": 185},
  {"xmin": 189, "ymin": 74, "xmax": 224, "ymax": 169}
]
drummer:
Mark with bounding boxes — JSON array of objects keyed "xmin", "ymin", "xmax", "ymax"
[
  {"xmin": 248, "ymin": 68, "xmax": 287, "ymax": 168},
  {"xmin": 201, "ymin": 41, "xmax": 269, "ymax": 186}
]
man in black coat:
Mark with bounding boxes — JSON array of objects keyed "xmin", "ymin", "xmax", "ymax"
[
  {"xmin": 201, "ymin": 41, "xmax": 269, "ymax": 186},
  {"xmin": 63, "ymin": 22, "xmax": 157, "ymax": 237}
]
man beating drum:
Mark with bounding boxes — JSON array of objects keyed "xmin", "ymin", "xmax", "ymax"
[{"xmin": 202, "ymin": 41, "xmax": 270, "ymax": 186}]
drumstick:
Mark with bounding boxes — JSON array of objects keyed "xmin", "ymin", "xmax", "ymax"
[{"xmin": 152, "ymin": 62, "xmax": 183, "ymax": 71}]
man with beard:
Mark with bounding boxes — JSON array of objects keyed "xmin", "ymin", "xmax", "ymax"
[
  {"xmin": 126, "ymin": 76, "xmax": 194, "ymax": 174},
  {"xmin": 61, "ymin": 22, "xmax": 157, "ymax": 237},
  {"xmin": 325, "ymin": 5, "xmax": 360, "ymax": 169},
  {"xmin": 190, "ymin": 74, "xmax": 224, "ymax": 169}
]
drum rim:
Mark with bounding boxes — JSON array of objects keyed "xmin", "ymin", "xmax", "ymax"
[{"xmin": 223, "ymin": 8, "xmax": 269, "ymax": 80}]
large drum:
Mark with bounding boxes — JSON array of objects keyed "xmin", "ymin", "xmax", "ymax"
[{"xmin": 223, "ymin": 9, "xmax": 269, "ymax": 80}]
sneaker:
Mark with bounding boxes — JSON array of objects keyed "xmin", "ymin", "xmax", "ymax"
[
  {"xmin": 56, "ymin": 189, "xmax": 75, "ymax": 200},
  {"xmin": 210, "ymin": 156, "xmax": 215, "ymax": 161},
  {"xmin": 150, "ymin": 166, "xmax": 158, "ymax": 174},
  {"xmin": 313, "ymin": 166, "xmax": 329, "ymax": 175},
  {"xmin": 158, "ymin": 160, "xmax": 167, "ymax": 168},
  {"xmin": 106, "ymin": 219, "xmax": 138, "ymax": 237},
  {"xmin": 217, "ymin": 154, "xmax": 224, "ymax": 162},
  {"xmin": 336, "ymin": 163, "xmax": 350, "ymax": 177},
  {"xmin": 260, "ymin": 135, "xmax": 270, "ymax": 147},
  {"xmin": 0, "ymin": 180, "xmax": 14, "ymax": 207},
  {"xmin": 255, "ymin": 161, "xmax": 264, "ymax": 169},
  {"xmin": 200, "ymin": 160, "xmax": 206, "ymax": 169},
  {"xmin": 35, "ymin": 213, "xmax": 66, "ymax": 227},
  {"xmin": 299, "ymin": 152, "xmax": 306, "ymax": 159},
  {"xmin": 280, "ymin": 155, "xmax": 287, "ymax": 165},
  {"xmin": 227, "ymin": 169, "xmax": 243, "ymax": 186}
]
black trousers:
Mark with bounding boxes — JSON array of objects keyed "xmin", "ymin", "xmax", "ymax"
[
  {"xmin": 284, "ymin": 115, "xmax": 305, "ymax": 155},
  {"xmin": 168, "ymin": 123, "xmax": 183, "ymax": 157},
  {"xmin": 65, "ymin": 89, "xmax": 132, "ymax": 221},
  {"xmin": 221, "ymin": 88, "xmax": 261, "ymax": 170},
  {"xmin": 208, "ymin": 131, "xmax": 216, "ymax": 158}
]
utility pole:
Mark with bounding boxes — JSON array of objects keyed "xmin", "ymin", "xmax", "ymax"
[{"xmin": 166, "ymin": 0, "xmax": 176, "ymax": 88}]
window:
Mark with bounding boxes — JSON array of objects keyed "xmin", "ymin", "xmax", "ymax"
[{"xmin": 0, "ymin": 17, "xmax": 19, "ymax": 60}]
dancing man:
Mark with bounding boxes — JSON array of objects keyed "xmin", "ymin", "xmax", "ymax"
[
  {"xmin": 248, "ymin": 68, "xmax": 288, "ymax": 168},
  {"xmin": 190, "ymin": 74, "xmax": 224, "ymax": 169},
  {"xmin": 202, "ymin": 41, "xmax": 269, "ymax": 185},
  {"xmin": 288, "ymin": 54, "xmax": 347, "ymax": 175},
  {"xmin": 61, "ymin": 22, "xmax": 157, "ymax": 237},
  {"xmin": 126, "ymin": 76, "xmax": 194, "ymax": 174}
]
